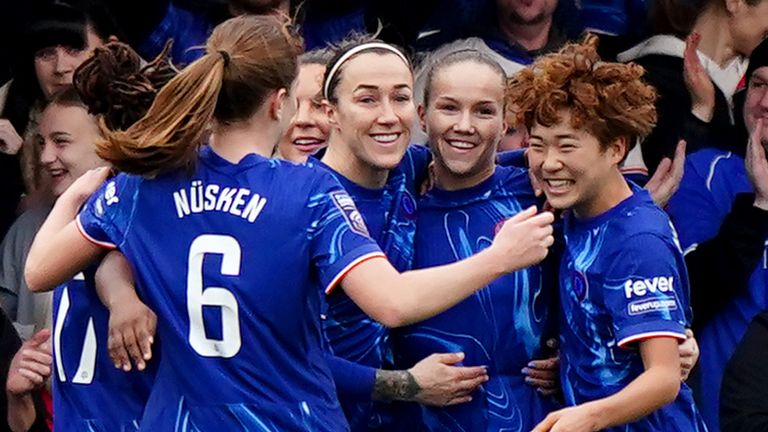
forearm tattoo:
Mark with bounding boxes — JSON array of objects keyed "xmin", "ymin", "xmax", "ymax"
[{"xmin": 372, "ymin": 369, "xmax": 421, "ymax": 401}]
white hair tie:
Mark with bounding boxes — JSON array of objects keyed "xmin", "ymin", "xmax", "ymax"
[{"xmin": 323, "ymin": 42, "xmax": 410, "ymax": 99}]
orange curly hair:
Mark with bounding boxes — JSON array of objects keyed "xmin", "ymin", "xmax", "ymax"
[{"xmin": 506, "ymin": 34, "xmax": 657, "ymax": 151}]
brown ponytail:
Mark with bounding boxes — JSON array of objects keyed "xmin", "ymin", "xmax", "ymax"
[{"xmin": 95, "ymin": 15, "xmax": 302, "ymax": 177}]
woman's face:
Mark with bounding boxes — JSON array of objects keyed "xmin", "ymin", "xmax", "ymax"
[
  {"xmin": 34, "ymin": 26, "xmax": 104, "ymax": 99},
  {"xmin": 277, "ymin": 63, "xmax": 330, "ymax": 163},
  {"xmin": 39, "ymin": 103, "xmax": 106, "ymax": 197},
  {"xmin": 327, "ymin": 52, "xmax": 416, "ymax": 171},
  {"xmin": 422, "ymin": 60, "xmax": 506, "ymax": 183}
]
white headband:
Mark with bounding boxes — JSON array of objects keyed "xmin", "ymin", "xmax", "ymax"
[{"xmin": 323, "ymin": 42, "xmax": 410, "ymax": 99}]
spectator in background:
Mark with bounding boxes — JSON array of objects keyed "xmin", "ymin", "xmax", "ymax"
[
  {"xmin": 617, "ymin": 0, "xmax": 768, "ymax": 176},
  {"xmin": 666, "ymin": 37, "xmax": 768, "ymax": 431},
  {"xmin": 423, "ymin": 0, "xmax": 577, "ymax": 77},
  {"xmin": 6, "ymin": 328, "xmax": 52, "ymax": 432},
  {"xmin": 112, "ymin": 0, "xmax": 375, "ymax": 66},
  {"xmin": 411, "ymin": 0, "xmax": 582, "ymax": 144},
  {"xmin": 107, "ymin": 0, "xmax": 292, "ymax": 66},
  {"xmin": 0, "ymin": 0, "xmax": 117, "ymax": 241},
  {"xmin": 721, "ymin": 311, "xmax": 768, "ymax": 431},
  {"xmin": 2, "ymin": 306, "xmax": 50, "ymax": 432}
]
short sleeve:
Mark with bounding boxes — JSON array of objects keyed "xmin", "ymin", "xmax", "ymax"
[
  {"xmin": 307, "ymin": 172, "xmax": 385, "ymax": 295},
  {"xmin": 76, "ymin": 174, "xmax": 140, "ymax": 249},
  {"xmin": 602, "ymin": 234, "xmax": 688, "ymax": 348}
]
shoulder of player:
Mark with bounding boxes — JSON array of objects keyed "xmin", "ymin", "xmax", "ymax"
[
  {"xmin": 103, "ymin": 172, "xmax": 144, "ymax": 193},
  {"xmin": 248, "ymin": 158, "xmax": 332, "ymax": 189},
  {"xmin": 609, "ymin": 230, "xmax": 678, "ymax": 259},
  {"xmin": 607, "ymin": 205, "xmax": 676, "ymax": 246},
  {"xmin": 399, "ymin": 144, "xmax": 431, "ymax": 172},
  {"xmin": 405, "ymin": 143, "xmax": 430, "ymax": 158},
  {"xmin": 496, "ymin": 165, "xmax": 533, "ymax": 189},
  {"xmin": 87, "ymin": 173, "xmax": 145, "ymax": 213}
]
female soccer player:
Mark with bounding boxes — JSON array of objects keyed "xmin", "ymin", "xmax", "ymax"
[
  {"xmin": 24, "ymin": 15, "xmax": 554, "ymax": 431},
  {"xmin": 507, "ymin": 36, "xmax": 708, "ymax": 431},
  {"xmin": 39, "ymin": 42, "xmax": 177, "ymax": 431},
  {"xmin": 276, "ymin": 49, "xmax": 332, "ymax": 163},
  {"xmin": 395, "ymin": 49, "xmax": 560, "ymax": 431},
  {"xmin": 41, "ymin": 88, "xmax": 154, "ymax": 432},
  {"xmin": 315, "ymin": 37, "xmax": 491, "ymax": 430}
]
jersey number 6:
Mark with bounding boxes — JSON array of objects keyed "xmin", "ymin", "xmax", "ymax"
[{"xmin": 187, "ymin": 234, "xmax": 242, "ymax": 358}]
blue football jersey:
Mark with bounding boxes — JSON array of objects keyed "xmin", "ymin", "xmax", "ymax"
[
  {"xmin": 52, "ymin": 270, "xmax": 155, "ymax": 432},
  {"xmin": 667, "ymin": 148, "xmax": 766, "ymax": 431},
  {"xmin": 394, "ymin": 166, "xmax": 558, "ymax": 432},
  {"xmin": 560, "ymin": 184, "xmax": 706, "ymax": 431},
  {"xmin": 76, "ymin": 146, "xmax": 384, "ymax": 432},
  {"xmin": 317, "ymin": 145, "xmax": 429, "ymax": 430},
  {"xmin": 319, "ymin": 145, "xmax": 428, "ymax": 365}
]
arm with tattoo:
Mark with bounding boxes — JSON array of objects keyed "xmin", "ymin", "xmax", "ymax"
[
  {"xmin": 373, "ymin": 369, "xmax": 420, "ymax": 401},
  {"xmin": 375, "ymin": 352, "xmax": 489, "ymax": 406}
]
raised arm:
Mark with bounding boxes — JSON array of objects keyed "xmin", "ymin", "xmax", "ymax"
[
  {"xmin": 25, "ymin": 167, "xmax": 111, "ymax": 293},
  {"xmin": 341, "ymin": 206, "xmax": 554, "ymax": 327}
]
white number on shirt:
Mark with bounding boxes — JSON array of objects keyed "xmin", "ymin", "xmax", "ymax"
[
  {"xmin": 187, "ymin": 234, "xmax": 242, "ymax": 358},
  {"xmin": 53, "ymin": 279, "xmax": 97, "ymax": 384}
]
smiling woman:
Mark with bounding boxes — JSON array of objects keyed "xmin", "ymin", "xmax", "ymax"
[
  {"xmin": 276, "ymin": 48, "xmax": 334, "ymax": 163},
  {"xmin": 420, "ymin": 49, "xmax": 507, "ymax": 191},
  {"xmin": 0, "ymin": 1, "xmax": 118, "ymax": 238},
  {"xmin": 38, "ymin": 89, "xmax": 107, "ymax": 198},
  {"xmin": 507, "ymin": 35, "xmax": 708, "ymax": 432},
  {"xmin": 316, "ymin": 38, "xmax": 431, "ymax": 431},
  {"xmin": 321, "ymin": 39, "xmax": 417, "ymax": 188},
  {"xmin": 508, "ymin": 34, "xmax": 657, "ymax": 218}
]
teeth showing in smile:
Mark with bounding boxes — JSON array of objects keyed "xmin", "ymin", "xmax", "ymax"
[
  {"xmin": 546, "ymin": 179, "xmax": 572, "ymax": 188},
  {"xmin": 293, "ymin": 139, "xmax": 323, "ymax": 146},
  {"xmin": 448, "ymin": 140, "xmax": 475, "ymax": 149},
  {"xmin": 49, "ymin": 169, "xmax": 66, "ymax": 177},
  {"xmin": 371, "ymin": 134, "xmax": 399, "ymax": 143}
]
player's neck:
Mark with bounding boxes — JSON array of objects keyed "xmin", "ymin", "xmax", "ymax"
[
  {"xmin": 209, "ymin": 117, "xmax": 280, "ymax": 164},
  {"xmin": 322, "ymin": 140, "xmax": 389, "ymax": 189},
  {"xmin": 573, "ymin": 170, "xmax": 633, "ymax": 220},
  {"xmin": 433, "ymin": 163, "xmax": 496, "ymax": 192}
]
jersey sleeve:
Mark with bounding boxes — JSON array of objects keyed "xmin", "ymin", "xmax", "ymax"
[
  {"xmin": 602, "ymin": 234, "xmax": 688, "ymax": 348},
  {"xmin": 76, "ymin": 174, "xmax": 139, "ymax": 249},
  {"xmin": 496, "ymin": 149, "xmax": 528, "ymax": 169},
  {"xmin": 307, "ymin": 172, "xmax": 385, "ymax": 295}
]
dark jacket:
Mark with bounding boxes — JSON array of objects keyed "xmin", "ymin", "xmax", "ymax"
[{"xmin": 618, "ymin": 35, "xmax": 747, "ymax": 174}]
